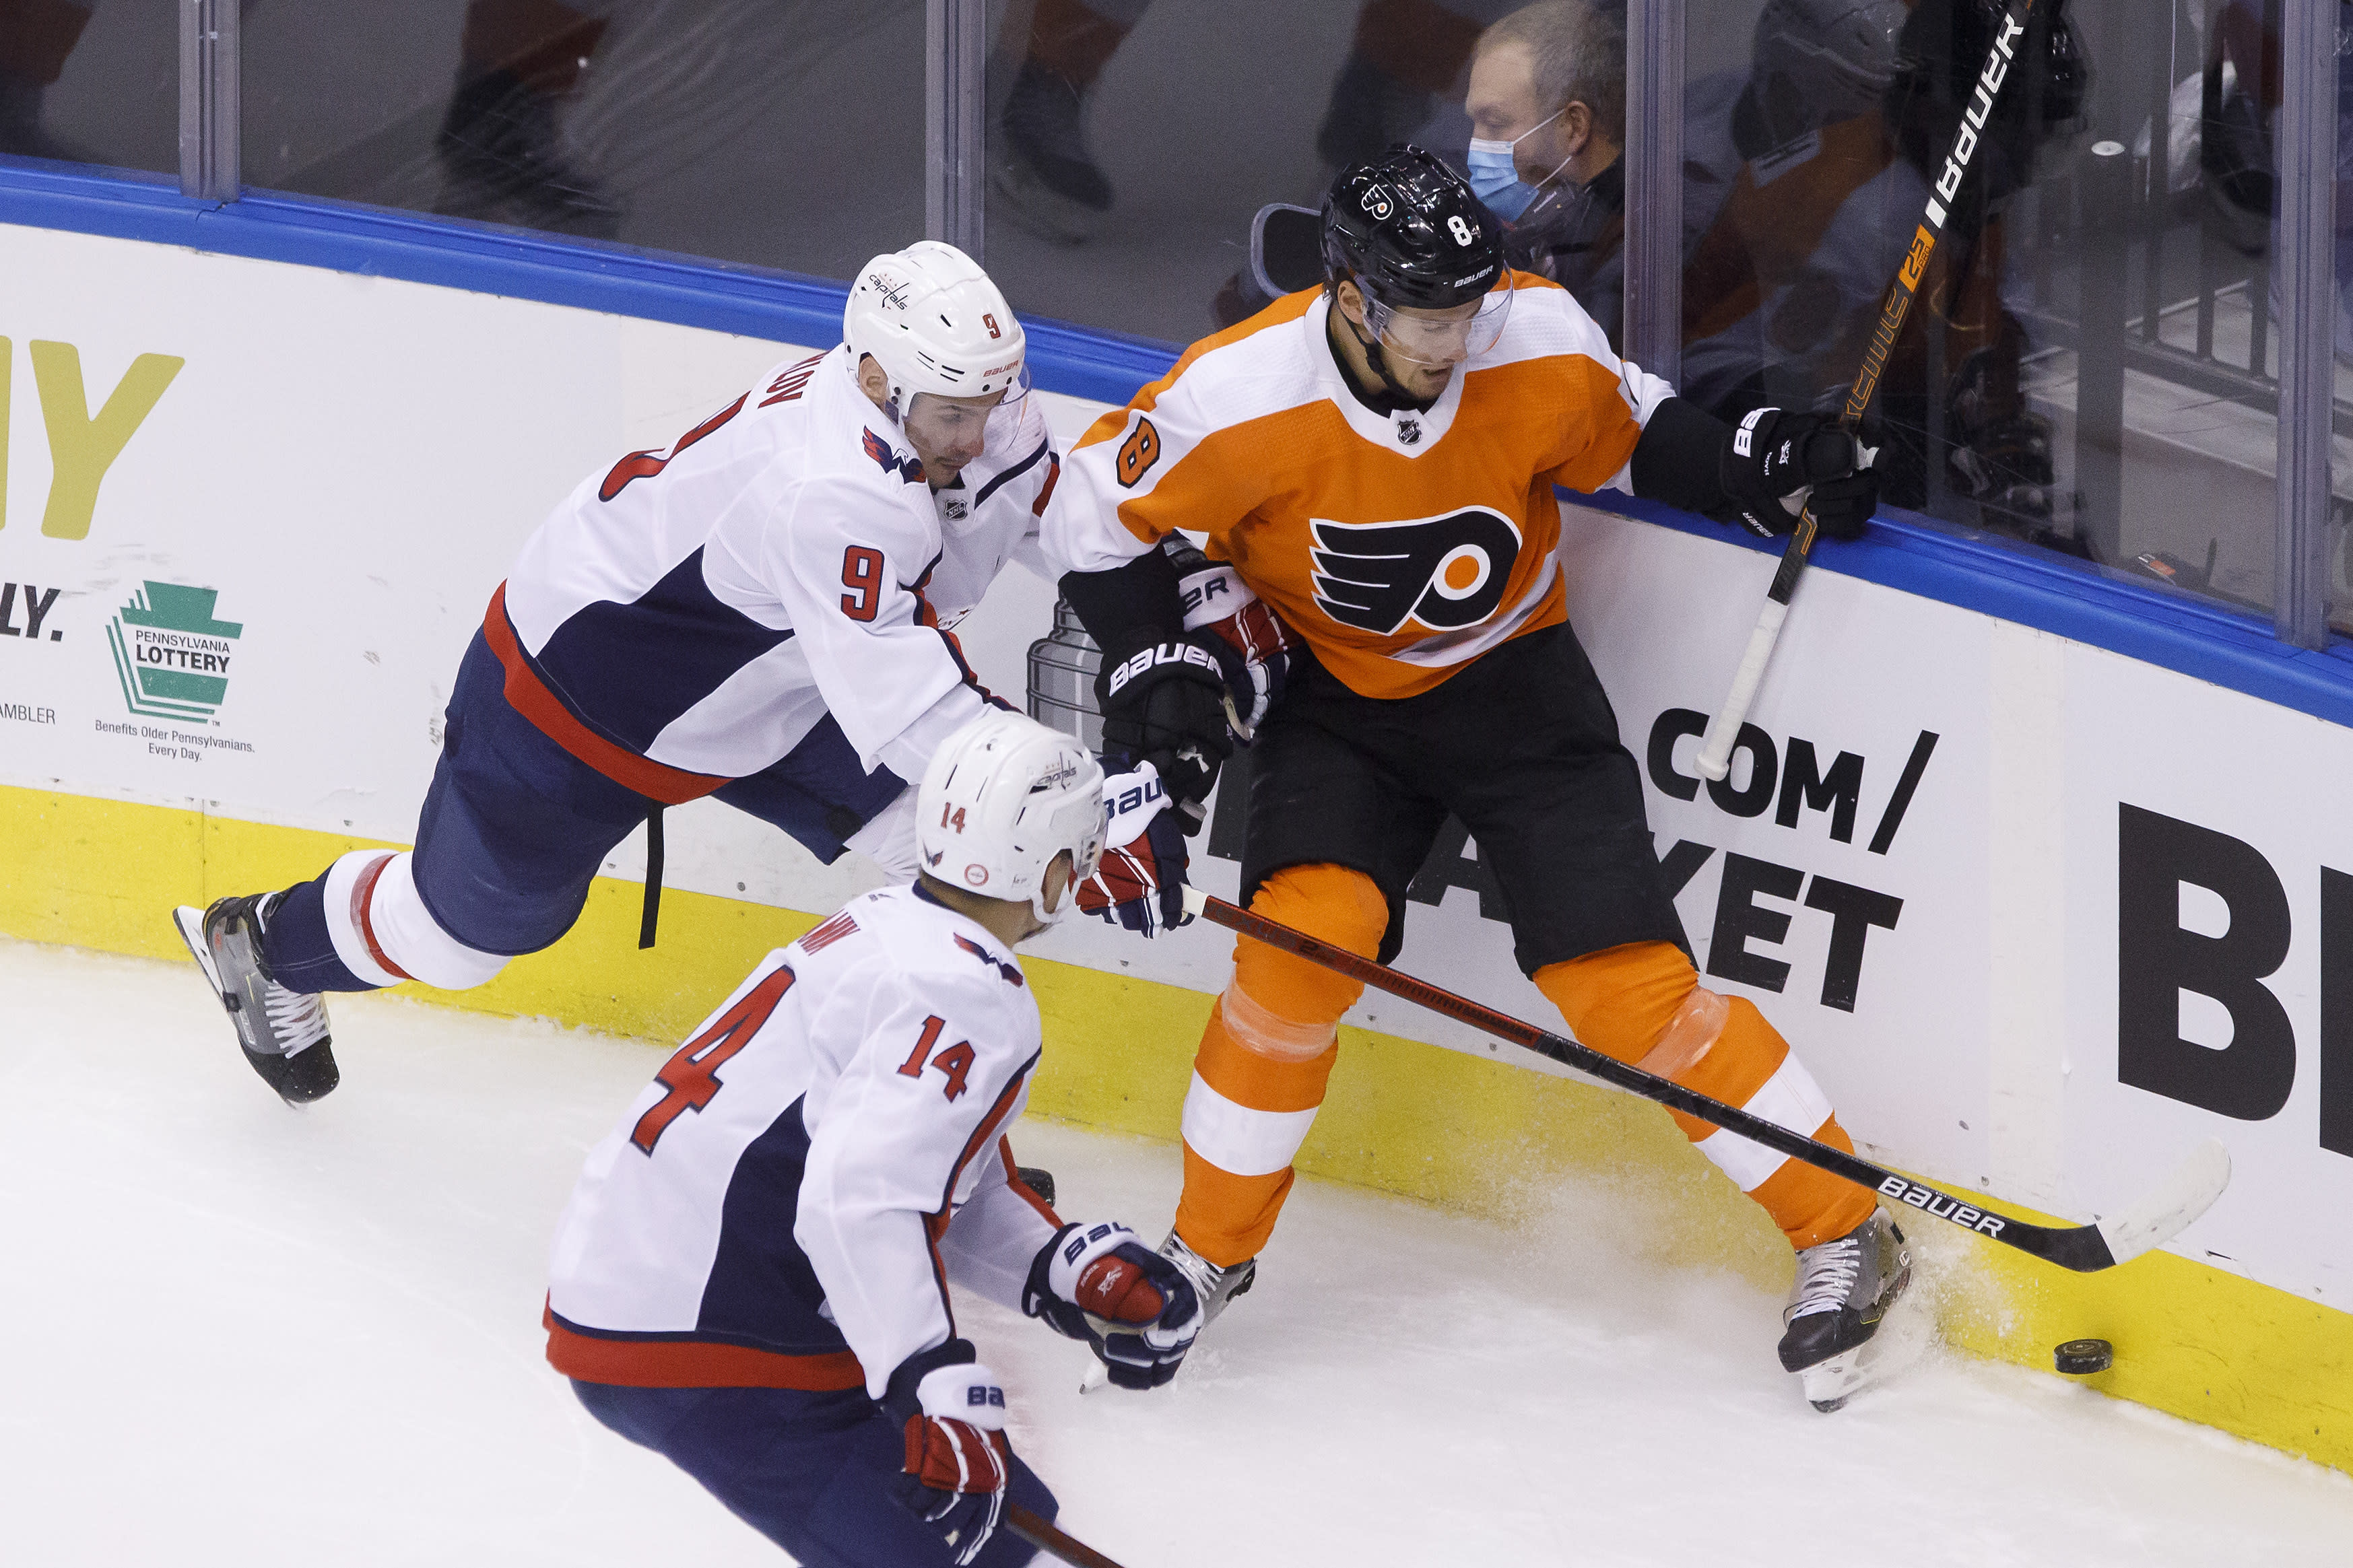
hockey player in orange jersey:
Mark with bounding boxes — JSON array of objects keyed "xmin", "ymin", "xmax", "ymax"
[{"xmin": 1042, "ymin": 145, "xmax": 1907, "ymax": 1409}]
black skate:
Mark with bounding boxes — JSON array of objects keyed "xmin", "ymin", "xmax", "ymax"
[
  {"xmin": 1779, "ymin": 1209, "xmax": 1912, "ymax": 1412},
  {"xmin": 993, "ymin": 61, "xmax": 1113, "ymax": 244},
  {"xmin": 434, "ymin": 69, "xmax": 622, "ymax": 238},
  {"xmin": 1158, "ymin": 1230, "xmax": 1255, "ymax": 1326},
  {"xmin": 172, "ymin": 894, "xmax": 340, "ymax": 1106}
]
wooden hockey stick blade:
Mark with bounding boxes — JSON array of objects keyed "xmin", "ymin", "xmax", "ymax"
[
  {"xmin": 1009, "ymin": 1503, "xmax": 1129, "ymax": 1568},
  {"xmin": 1179, "ymin": 887, "xmax": 2230, "ymax": 1273}
]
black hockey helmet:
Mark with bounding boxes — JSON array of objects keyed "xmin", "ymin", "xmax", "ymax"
[{"xmin": 1322, "ymin": 145, "xmax": 1508, "ymax": 311}]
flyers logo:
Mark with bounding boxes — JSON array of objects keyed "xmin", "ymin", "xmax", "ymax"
[{"xmin": 1310, "ymin": 508, "xmax": 1522, "ymax": 635}]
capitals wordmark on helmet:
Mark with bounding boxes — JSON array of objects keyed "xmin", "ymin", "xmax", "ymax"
[{"xmin": 1309, "ymin": 508, "xmax": 1522, "ymax": 635}]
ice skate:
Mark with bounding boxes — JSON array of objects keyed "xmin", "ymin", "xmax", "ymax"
[
  {"xmin": 172, "ymin": 894, "xmax": 340, "ymax": 1106},
  {"xmin": 1779, "ymin": 1209, "xmax": 1912, "ymax": 1412},
  {"xmin": 434, "ymin": 71, "xmax": 621, "ymax": 238},
  {"xmin": 1158, "ymin": 1229, "xmax": 1255, "ymax": 1326},
  {"xmin": 992, "ymin": 61, "xmax": 1111, "ymax": 245}
]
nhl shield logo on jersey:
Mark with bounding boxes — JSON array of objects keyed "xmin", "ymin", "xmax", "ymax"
[{"xmin": 1308, "ymin": 508, "xmax": 1521, "ymax": 635}]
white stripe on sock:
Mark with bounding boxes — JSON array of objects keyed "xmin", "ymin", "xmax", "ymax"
[
  {"xmin": 1690, "ymin": 1051, "xmax": 1835, "ymax": 1192},
  {"xmin": 1178, "ymin": 1070, "xmax": 1319, "ymax": 1178}
]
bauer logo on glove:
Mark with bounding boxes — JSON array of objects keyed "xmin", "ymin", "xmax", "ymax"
[
  {"xmin": 1024, "ymin": 1220, "xmax": 1203, "ymax": 1391},
  {"xmin": 1075, "ymin": 759, "xmax": 1193, "ymax": 938}
]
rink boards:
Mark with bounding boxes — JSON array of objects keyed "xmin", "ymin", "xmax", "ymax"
[{"xmin": 0, "ymin": 218, "xmax": 2344, "ymax": 1472}]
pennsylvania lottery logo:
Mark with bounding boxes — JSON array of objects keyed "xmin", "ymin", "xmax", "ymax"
[{"xmin": 106, "ymin": 581, "xmax": 243, "ymax": 721}]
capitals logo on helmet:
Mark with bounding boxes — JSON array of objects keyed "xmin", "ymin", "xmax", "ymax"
[{"xmin": 1309, "ymin": 508, "xmax": 1522, "ymax": 635}]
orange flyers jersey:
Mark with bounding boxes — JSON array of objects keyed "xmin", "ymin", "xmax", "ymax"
[{"xmin": 1041, "ymin": 274, "xmax": 1675, "ymax": 700}]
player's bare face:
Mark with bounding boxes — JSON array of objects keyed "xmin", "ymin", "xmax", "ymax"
[{"xmin": 904, "ymin": 387, "xmax": 1009, "ymax": 482}]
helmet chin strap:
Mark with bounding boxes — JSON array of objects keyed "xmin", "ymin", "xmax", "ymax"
[{"xmin": 1340, "ymin": 302, "xmax": 1434, "ymax": 409}]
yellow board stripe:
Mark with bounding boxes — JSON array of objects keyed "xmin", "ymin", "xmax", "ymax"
[{"xmin": 1, "ymin": 781, "xmax": 2342, "ymax": 1474}]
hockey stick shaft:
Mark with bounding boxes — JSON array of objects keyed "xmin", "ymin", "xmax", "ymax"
[
  {"xmin": 1694, "ymin": 0, "xmax": 2043, "ymax": 783},
  {"xmin": 1009, "ymin": 1505, "xmax": 1127, "ymax": 1568},
  {"xmin": 1182, "ymin": 887, "xmax": 2226, "ymax": 1274}
]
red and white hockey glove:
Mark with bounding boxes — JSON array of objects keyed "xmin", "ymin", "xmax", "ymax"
[
  {"xmin": 1179, "ymin": 560, "xmax": 1294, "ymax": 741},
  {"xmin": 1073, "ymin": 761, "xmax": 1191, "ymax": 937},
  {"xmin": 1024, "ymin": 1220, "xmax": 1203, "ymax": 1390},
  {"xmin": 884, "ymin": 1347, "xmax": 1011, "ymax": 1566}
]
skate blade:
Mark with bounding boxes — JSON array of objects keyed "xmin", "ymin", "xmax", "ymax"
[
  {"xmin": 171, "ymin": 905, "xmax": 225, "ymax": 994},
  {"xmin": 1798, "ymin": 1344, "xmax": 1884, "ymax": 1412},
  {"xmin": 989, "ymin": 160, "xmax": 1106, "ymax": 246}
]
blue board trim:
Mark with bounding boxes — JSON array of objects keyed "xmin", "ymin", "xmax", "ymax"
[
  {"xmin": 7, "ymin": 159, "xmax": 2349, "ymax": 728},
  {"xmin": 1594, "ymin": 493, "xmax": 2353, "ymax": 730},
  {"xmin": 0, "ymin": 160, "xmax": 1181, "ymax": 406}
]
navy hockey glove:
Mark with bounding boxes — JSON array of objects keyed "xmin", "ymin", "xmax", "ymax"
[
  {"xmin": 1095, "ymin": 635, "xmax": 1231, "ymax": 831},
  {"xmin": 884, "ymin": 1343, "xmax": 1011, "ymax": 1567},
  {"xmin": 1025, "ymin": 1220, "xmax": 1203, "ymax": 1390},
  {"xmin": 1074, "ymin": 760, "xmax": 1191, "ymax": 936},
  {"xmin": 1716, "ymin": 407, "xmax": 1879, "ymax": 541},
  {"xmin": 1176, "ymin": 559, "xmax": 1294, "ymax": 741}
]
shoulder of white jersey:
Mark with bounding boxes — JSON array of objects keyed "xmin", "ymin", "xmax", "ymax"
[
  {"xmin": 826, "ymin": 887, "xmax": 1034, "ymax": 1006},
  {"xmin": 1073, "ymin": 293, "xmax": 1327, "ymax": 461},
  {"xmin": 1474, "ymin": 271, "xmax": 1617, "ymax": 370}
]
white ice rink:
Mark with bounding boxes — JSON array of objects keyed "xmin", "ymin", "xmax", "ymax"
[{"xmin": 3, "ymin": 935, "xmax": 2347, "ymax": 1567}]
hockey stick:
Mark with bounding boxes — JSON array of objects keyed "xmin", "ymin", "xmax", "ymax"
[
  {"xmin": 1181, "ymin": 887, "xmax": 2229, "ymax": 1273},
  {"xmin": 1694, "ymin": 0, "xmax": 2041, "ymax": 782},
  {"xmin": 1009, "ymin": 1503, "xmax": 1129, "ymax": 1568}
]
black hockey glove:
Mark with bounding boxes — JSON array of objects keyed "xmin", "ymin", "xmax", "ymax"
[
  {"xmin": 1025, "ymin": 1220, "xmax": 1203, "ymax": 1390},
  {"xmin": 1716, "ymin": 407, "xmax": 1879, "ymax": 542},
  {"xmin": 883, "ymin": 1341, "xmax": 1012, "ymax": 1566},
  {"xmin": 1094, "ymin": 635, "xmax": 1232, "ymax": 832}
]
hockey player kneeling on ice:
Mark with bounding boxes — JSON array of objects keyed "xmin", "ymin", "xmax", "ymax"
[
  {"xmin": 543, "ymin": 713, "xmax": 1201, "ymax": 1567},
  {"xmin": 173, "ymin": 241, "xmax": 1060, "ymax": 1108},
  {"xmin": 1045, "ymin": 145, "xmax": 1911, "ymax": 1410}
]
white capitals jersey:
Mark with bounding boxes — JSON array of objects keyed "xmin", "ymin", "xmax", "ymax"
[
  {"xmin": 487, "ymin": 344, "xmax": 1055, "ymax": 831},
  {"xmin": 545, "ymin": 884, "xmax": 1061, "ymax": 1398}
]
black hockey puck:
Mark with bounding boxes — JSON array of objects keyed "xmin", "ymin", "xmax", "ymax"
[
  {"xmin": 1016, "ymin": 1166, "xmax": 1057, "ymax": 1207},
  {"xmin": 2055, "ymin": 1338, "xmax": 2114, "ymax": 1375}
]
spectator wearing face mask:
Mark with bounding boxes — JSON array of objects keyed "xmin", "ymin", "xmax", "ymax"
[{"xmin": 1463, "ymin": 1, "xmax": 1628, "ymax": 345}]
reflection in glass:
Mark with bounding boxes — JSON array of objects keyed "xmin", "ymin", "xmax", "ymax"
[
  {"xmin": 242, "ymin": 1, "xmax": 923, "ymax": 281},
  {"xmin": 985, "ymin": 0, "xmax": 1526, "ymax": 343},
  {"xmin": 0, "ymin": 0, "xmax": 176, "ymax": 174},
  {"xmin": 1677, "ymin": 0, "xmax": 2353, "ymax": 625}
]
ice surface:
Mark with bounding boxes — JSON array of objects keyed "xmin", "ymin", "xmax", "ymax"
[{"xmin": 2, "ymin": 936, "xmax": 2346, "ymax": 1566}]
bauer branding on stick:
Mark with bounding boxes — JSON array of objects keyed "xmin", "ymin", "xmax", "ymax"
[
  {"xmin": 1180, "ymin": 887, "xmax": 2234, "ymax": 1275},
  {"xmin": 1693, "ymin": 0, "xmax": 2040, "ymax": 783}
]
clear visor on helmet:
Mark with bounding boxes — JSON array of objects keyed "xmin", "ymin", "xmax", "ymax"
[
  {"xmin": 1361, "ymin": 272, "xmax": 1515, "ymax": 368},
  {"xmin": 904, "ymin": 364, "xmax": 1034, "ymax": 467}
]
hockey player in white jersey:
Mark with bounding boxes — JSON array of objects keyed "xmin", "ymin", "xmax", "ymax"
[
  {"xmin": 545, "ymin": 712, "xmax": 1201, "ymax": 1567},
  {"xmin": 174, "ymin": 241, "xmax": 1079, "ymax": 1105}
]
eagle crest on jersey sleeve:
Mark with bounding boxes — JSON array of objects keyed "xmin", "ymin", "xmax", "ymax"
[{"xmin": 1308, "ymin": 508, "xmax": 1523, "ymax": 636}]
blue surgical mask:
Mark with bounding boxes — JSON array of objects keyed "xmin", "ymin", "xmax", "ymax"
[
  {"xmin": 1467, "ymin": 139, "xmax": 1535, "ymax": 219},
  {"xmin": 1466, "ymin": 109, "xmax": 1569, "ymax": 222}
]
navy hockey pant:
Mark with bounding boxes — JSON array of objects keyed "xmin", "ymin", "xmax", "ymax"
[
  {"xmin": 266, "ymin": 632, "xmax": 901, "ymax": 991},
  {"xmin": 571, "ymin": 1379, "xmax": 1055, "ymax": 1567}
]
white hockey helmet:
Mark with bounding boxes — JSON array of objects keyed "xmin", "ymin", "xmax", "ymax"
[
  {"xmin": 917, "ymin": 710, "xmax": 1106, "ymax": 927},
  {"xmin": 844, "ymin": 240, "xmax": 1028, "ymax": 417}
]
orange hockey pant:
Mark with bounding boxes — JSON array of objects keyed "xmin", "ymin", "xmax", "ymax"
[{"xmin": 1173, "ymin": 863, "xmax": 1878, "ymax": 1267}]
